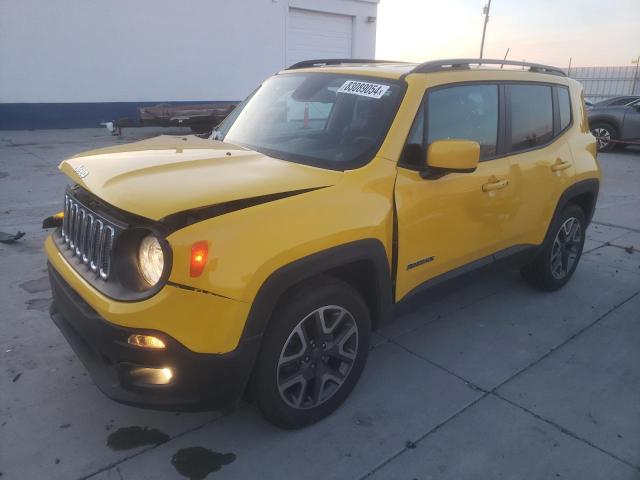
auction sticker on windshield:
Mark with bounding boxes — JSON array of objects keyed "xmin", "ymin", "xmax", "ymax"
[{"xmin": 337, "ymin": 80, "xmax": 390, "ymax": 99}]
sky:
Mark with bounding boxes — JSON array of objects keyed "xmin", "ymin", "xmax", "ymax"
[{"xmin": 376, "ymin": 0, "xmax": 640, "ymax": 68}]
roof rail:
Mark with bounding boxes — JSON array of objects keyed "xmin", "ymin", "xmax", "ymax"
[
  {"xmin": 410, "ymin": 59, "xmax": 566, "ymax": 77},
  {"xmin": 286, "ymin": 58, "xmax": 406, "ymax": 70}
]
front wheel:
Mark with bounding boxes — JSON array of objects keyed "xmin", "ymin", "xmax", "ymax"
[
  {"xmin": 521, "ymin": 204, "xmax": 586, "ymax": 291},
  {"xmin": 251, "ymin": 277, "xmax": 370, "ymax": 429}
]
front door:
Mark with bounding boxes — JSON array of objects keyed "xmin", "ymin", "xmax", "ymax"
[
  {"xmin": 621, "ymin": 99, "xmax": 640, "ymax": 141},
  {"xmin": 394, "ymin": 83, "xmax": 517, "ymax": 301}
]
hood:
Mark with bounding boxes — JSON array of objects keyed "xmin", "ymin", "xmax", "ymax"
[{"xmin": 60, "ymin": 135, "xmax": 342, "ymax": 220}]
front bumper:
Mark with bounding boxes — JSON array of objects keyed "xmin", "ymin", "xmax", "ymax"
[{"xmin": 48, "ymin": 264, "xmax": 261, "ymax": 411}]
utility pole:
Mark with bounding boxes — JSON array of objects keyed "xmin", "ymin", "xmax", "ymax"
[
  {"xmin": 479, "ymin": 0, "xmax": 492, "ymax": 59},
  {"xmin": 631, "ymin": 56, "xmax": 640, "ymax": 95}
]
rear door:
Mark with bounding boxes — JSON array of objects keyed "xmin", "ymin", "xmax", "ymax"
[
  {"xmin": 394, "ymin": 83, "xmax": 517, "ymax": 300},
  {"xmin": 503, "ymin": 83, "xmax": 576, "ymax": 247}
]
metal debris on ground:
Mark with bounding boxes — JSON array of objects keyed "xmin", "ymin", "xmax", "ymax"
[{"xmin": 0, "ymin": 231, "xmax": 25, "ymax": 244}]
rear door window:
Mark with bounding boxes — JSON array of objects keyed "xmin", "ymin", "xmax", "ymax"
[{"xmin": 509, "ymin": 84, "xmax": 553, "ymax": 152}]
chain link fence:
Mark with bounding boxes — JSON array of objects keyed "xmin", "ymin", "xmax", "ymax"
[{"xmin": 567, "ymin": 65, "xmax": 639, "ymax": 102}]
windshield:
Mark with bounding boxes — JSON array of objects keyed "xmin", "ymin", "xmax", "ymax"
[{"xmin": 215, "ymin": 73, "xmax": 404, "ymax": 170}]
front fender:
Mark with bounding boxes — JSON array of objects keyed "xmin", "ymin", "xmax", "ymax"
[
  {"xmin": 588, "ymin": 113, "xmax": 622, "ymax": 132},
  {"xmin": 165, "ymin": 157, "xmax": 397, "ymax": 303}
]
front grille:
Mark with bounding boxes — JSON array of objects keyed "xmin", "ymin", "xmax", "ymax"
[{"xmin": 60, "ymin": 192, "xmax": 118, "ymax": 280}]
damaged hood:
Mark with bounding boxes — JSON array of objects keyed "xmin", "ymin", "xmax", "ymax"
[{"xmin": 60, "ymin": 135, "xmax": 341, "ymax": 220}]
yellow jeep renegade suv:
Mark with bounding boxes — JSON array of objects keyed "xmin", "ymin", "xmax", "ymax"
[{"xmin": 45, "ymin": 59, "xmax": 600, "ymax": 428}]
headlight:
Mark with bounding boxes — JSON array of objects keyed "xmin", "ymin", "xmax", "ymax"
[{"xmin": 138, "ymin": 235, "xmax": 164, "ymax": 285}]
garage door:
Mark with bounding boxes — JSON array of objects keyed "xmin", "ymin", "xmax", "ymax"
[{"xmin": 286, "ymin": 8, "xmax": 353, "ymax": 67}]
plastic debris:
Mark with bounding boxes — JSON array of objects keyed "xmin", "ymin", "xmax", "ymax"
[{"xmin": 0, "ymin": 231, "xmax": 25, "ymax": 244}]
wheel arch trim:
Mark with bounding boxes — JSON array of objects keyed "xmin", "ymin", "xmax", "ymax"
[
  {"xmin": 588, "ymin": 115, "xmax": 621, "ymax": 133},
  {"xmin": 546, "ymin": 179, "xmax": 600, "ymax": 244},
  {"xmin": 240, "ymin": 239, "xmax": 394, "ymax": 342}
]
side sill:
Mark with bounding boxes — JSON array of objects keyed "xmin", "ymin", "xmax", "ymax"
[{"xmin": 398, "ymin": 244, "xmax": 537, "ymax": 305}]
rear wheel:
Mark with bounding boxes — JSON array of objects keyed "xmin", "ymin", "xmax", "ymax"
[
  {"xmin": 591, "ymin": 123, "xmax": 617, "ymax": 152},
  {"xmin": 521, "ymin": 204, "xmax": 586, "ymax": 291},
  {"xmin": 252, "ymin": 277, "xmax": 370, "ymax": 429}
]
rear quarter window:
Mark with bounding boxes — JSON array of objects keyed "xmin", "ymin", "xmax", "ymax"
[{"xmin": 557, "ymin": 87, "xmax": 572, "ymax": 131}]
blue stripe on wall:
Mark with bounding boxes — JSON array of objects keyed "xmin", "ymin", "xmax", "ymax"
[{"xmin": 0, "ymin": 101, "xmax": 238, "ymax": 130}]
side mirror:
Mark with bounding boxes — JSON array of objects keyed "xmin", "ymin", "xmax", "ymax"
[{"xmin": 424, "ymin": 139, "xmax": 480, "ymax": 176}]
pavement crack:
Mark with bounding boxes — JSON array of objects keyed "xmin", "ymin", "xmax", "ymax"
[
  {"xmin": 359, "ymin": 288, "xmax": 640, "ymax": 479},
  {"xmin": 605, "ymin": 243, "xmax": 640, "ymax": 254},
  {"xmin": 491, "ymin": 289, "xmax": 640, "ymax": 393},
  {"xmin": 493, "ymin": 392, "xmax": 640, "ymax": 472},
  {"xmin": 583, "ymin": 242, "xmax": 607, "ymax": 254},
  {"xmin": 357, "ymin": 393, "xmax": 489, "ymax": 480},
  {"xmin": 17, "ymin": 146, "xmax": 49, "ymax": 165},
  {"xmin": 591, "ymin": 221, "xmax": 640, "ymax": 234},
  {"xmin": 389, "ymin": 338, "xmax": 488, "ymax": 394}
]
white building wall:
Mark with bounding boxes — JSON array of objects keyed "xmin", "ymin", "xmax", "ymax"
[{"xmin": 0, "ymin": 0, "xmax": 378, "ymax": 104}]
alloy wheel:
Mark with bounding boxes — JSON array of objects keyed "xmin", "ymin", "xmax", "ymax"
[
  {"xmin": 592, "ymin": 127, "xmax": 611, "ymax": 150},
  {"xmin": 277, "ymin": 305, "xmax": 359, "ymax": 410},
  {"xmin": 550, "ymin": 217, "xmax": 582, "ymax": 280}
]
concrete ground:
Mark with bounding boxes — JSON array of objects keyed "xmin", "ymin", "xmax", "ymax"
[{"xmin": 1, "ymin": 128, "xmax": 639, "ymax": 480}]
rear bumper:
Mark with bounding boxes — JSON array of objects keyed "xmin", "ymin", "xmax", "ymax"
[{"xmin": 48, "ymin": 263, "xmax": 261, "ymax": 411}]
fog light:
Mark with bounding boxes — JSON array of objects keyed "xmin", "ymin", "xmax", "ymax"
[
  {"xmin": 161, "ymin": 367, "xmax": 173, "ymax": 382},
  {"xmin": 128, "ymin": 334, "xmax": 166, "ymax": 349},
  {"xmin": 129, "ymin": 367, "xmax": 174, "ymax": 385}
]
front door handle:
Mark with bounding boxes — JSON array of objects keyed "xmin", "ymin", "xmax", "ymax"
[
  {"xmin": 482, "ymin": 176, "xmax": 509, "ymax": 192},
  {"xmin": 551, "ymin": 159, "xmax": 572, "ymax": 172}
]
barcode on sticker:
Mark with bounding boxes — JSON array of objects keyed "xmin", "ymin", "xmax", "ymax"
[{"xmin": 337, "ymin": 80, "xmax": 390, "ymax": 99}]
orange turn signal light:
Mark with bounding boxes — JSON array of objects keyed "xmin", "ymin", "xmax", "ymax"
[
  {"xmin": 42, "ymin": 211, "xmax": 65, "ymax": 229},
  {"xmin": 190, "ymin": 241, "xmax": 208, "ymax": 277}
]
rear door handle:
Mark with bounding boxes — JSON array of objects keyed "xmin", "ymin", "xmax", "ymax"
[
  {"xmin": 482, "ymin": 176, "xmax": 509, "ymax": 192},
  {"xmin": 551, "ymin": 159, "xmax": 572, "ymax": 172}
]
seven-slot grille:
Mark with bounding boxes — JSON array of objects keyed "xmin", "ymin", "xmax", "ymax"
[{"xmin": 60, "ymin": 192, "xmax": 117, "ymax": 280}]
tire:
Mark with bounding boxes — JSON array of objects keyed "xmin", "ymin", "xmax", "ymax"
[
  {"xmin": 520, "ymin": 204, "xmax": 586, "ymax": 291},
  {"xmin": 252, "ymin": 276, "xmax": 371, "ymax": 429},
  {"xmin": 590, "ymin": 123, "xmax": 617, "ymax": 152}
]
